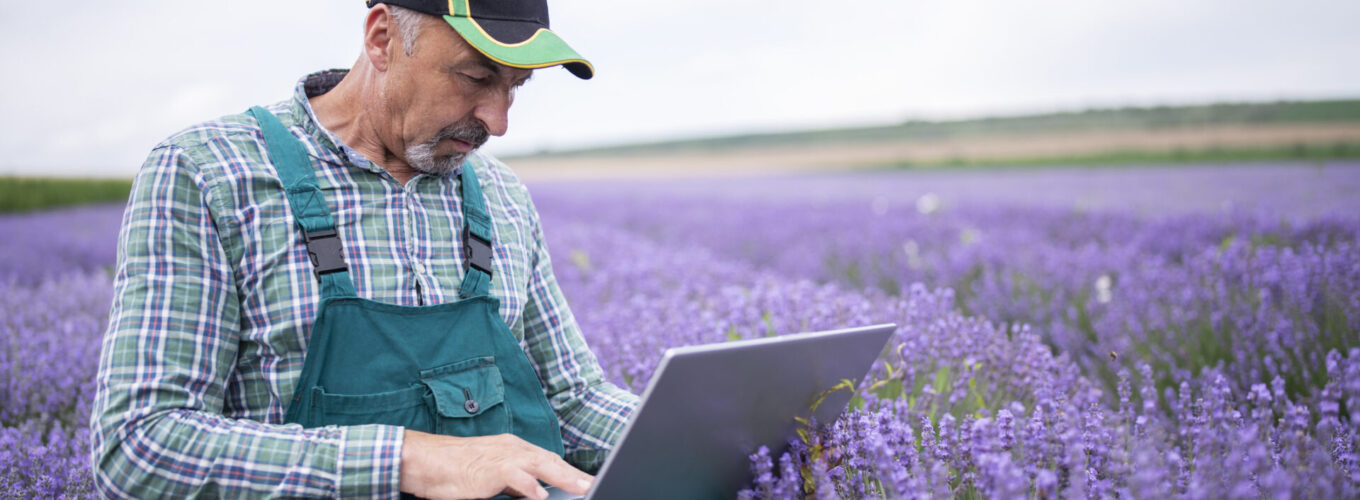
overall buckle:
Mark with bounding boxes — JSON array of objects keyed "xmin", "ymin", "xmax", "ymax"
[
  {"xmin": 463, "ymin": 225, "xmax": 494, "ymax": 277},
  {"xmin": 303, "ymin": 229, "xmax": 348, "ymax": 279}
]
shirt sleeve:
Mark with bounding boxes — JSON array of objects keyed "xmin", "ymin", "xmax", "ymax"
[
  {"xmin": 89, "ymin": 144, "xmax": 404, "ymax": 498},
  {"xmin": 518, "ymin": 193, "xmax": 640, "ymax": 474}
]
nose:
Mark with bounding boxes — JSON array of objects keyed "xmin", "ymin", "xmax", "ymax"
[{"xmin": 473, "ymin": 89, "xmax": 512, "ymax": 137}]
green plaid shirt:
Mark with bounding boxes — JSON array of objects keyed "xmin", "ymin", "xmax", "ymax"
[{"xmin": 90, "ymin": 70, "xmax": 638, "ymax": 498}]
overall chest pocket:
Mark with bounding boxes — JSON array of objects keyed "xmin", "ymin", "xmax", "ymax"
[
  {"xmin": 418, "ymin": 356, "xmax": 511, "ymax": 437},
  {"xmin": 306, "ymin": 356, "xmax": 510, "ymax": 438},
  {"xmin": 310, "ymin": 384, "xmax": 431, "ymax": 430}
]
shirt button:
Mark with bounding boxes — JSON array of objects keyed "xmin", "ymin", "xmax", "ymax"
[{"xmin": 464, "ymin": 399, "xmax": 479, "ymax": 414}]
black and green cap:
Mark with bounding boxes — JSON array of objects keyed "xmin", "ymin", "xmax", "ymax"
[{"xmin": 365, "ymin": 0, "xmax": 594, "ymax": 79}]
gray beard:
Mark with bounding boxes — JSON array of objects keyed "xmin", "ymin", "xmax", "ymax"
[
  {"xmin": 404, "ymin": 122, "xmax": 489, "ymax": 176},
  {"xmin": 404, "ymin": 139, "xmax": 466, "ymax": 176}
]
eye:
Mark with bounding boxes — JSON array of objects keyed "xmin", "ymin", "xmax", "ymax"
[{"xmin": 461, "ymin": 73, "xmax": 490, "ymax": 84}]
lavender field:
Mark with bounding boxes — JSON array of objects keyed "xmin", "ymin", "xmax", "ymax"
[{"xmin": 3, "ymin": 163, "xmax": 1360, "ymax": 498}]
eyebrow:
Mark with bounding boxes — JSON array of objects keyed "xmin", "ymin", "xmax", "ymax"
[
  {"xmin": 474, "ymin": 60, "xmax": 501, "ymax": 74},
  {"xmin": 459, "ymin": 59, "xmax": 531, "ymax": 85}
]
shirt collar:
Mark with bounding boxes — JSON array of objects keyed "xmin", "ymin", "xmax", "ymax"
[{"xmin": 288, "ymin": 69, "xmax": 387, "ymax": 175}]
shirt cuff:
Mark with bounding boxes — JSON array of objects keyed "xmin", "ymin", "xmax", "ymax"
[
  {"xmin": 565, "ymin": 449, "xmax": 610, "ymax": 475},
  {"xmin": 337, "ymin": 424, "xmax": 405, "ymax": 499}
]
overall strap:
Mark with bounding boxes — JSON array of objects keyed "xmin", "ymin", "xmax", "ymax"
[
  {"xmin": 246, "ymin": 106, "xmax": 358, "ymax": 299},
  {"xmin": 457, "ymin": 164, "xmax": 495, "ymax": 299}
]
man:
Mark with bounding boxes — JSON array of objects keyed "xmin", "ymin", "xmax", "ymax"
[{"xmin": 89, "ymin": 1, "xmax": 637, "ymax": 498}]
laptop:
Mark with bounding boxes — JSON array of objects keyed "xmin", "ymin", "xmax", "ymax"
[{"xmin": 536, "ymin": 323, "xmax": 897, "ymax": 500}]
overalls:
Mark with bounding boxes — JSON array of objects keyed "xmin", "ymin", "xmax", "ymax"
[{"xmin": 246, "ymin": 107, "xmax": 564, "ymax": 498}]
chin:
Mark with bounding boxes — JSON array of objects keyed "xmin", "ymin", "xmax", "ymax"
[
  {"xmin": 428, "ymin": 154, "xmax": 467, "ymax": 176},
  {"xmin": 407, "ymin": 146, "xmax": 470, "ymax": 176}
]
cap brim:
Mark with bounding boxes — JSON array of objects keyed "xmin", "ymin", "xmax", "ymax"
[{"xmin": 443, "ymin": 15, "xmax": 594, "ymax": 79}]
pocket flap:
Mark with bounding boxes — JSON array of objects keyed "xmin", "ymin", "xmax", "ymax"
[{"xmin": 420, "ymin": 357, "xmax": 506, "ymax": 419}]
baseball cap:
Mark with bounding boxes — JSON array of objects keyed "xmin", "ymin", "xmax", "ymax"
[{"xmin": 365, "ymin": 0, "xmax": 594, "ymax": 79}]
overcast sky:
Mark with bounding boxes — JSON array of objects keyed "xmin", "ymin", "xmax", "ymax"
[{"xmin": 3, "ymin": 0, "xmax": 1358, "ymax": 177}]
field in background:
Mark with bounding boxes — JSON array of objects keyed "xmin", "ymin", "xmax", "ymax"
[
  {"xmin": 6, "ymin": 99, "xmax": 1360, "ymax": 206},
  {"xmin": 0, "ymin": 177, "xmax": 132, "ymax": 213},
  {"xmin": 507, "ymin": 99, "xmax": 1360, "ymax": 180}
]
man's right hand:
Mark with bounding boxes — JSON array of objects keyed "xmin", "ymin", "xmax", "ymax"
[{"xmin": 399, "ymin": 430, "xmax": 594, "ymax": 500}]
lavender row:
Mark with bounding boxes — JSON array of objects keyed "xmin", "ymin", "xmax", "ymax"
[
  {"xmin": 0, "ymin": 211, "xmax": 1355, "ymax": 497},
  {"xmin": 2, "ymin": 162, "xmax": 1358, "ymax": 498},
  {"xmin": 0, "ymin": 203, "xmax": 123, "ymax": 286},
  {"xmin": 533, "ymin": 185, "xmax": 1360, "ymax": 404},
  {"xmin": 535, "ymin": 163, "xmax": 1360, "ymax": 220},
  {"xmin": 0, "ymin": 204, "xmax": 121, "ymax": 497},
  {"xmin": 538, "ymin": 217, "xmax": 1359, "ymax": 498},
  {"xmin": 0, "ymin": 272, "xmax": 105, "ymax": 498}
]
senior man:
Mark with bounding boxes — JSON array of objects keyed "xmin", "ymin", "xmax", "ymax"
[{"xmin": 89, "ymin": 1, "xmax": 636, "ymax": 498}]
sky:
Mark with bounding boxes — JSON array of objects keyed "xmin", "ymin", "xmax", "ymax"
[{"xmin": 2, "ymin": 0, "xmax": 1358, "ymax": 178}]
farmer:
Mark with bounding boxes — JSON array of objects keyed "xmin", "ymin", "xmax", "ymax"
[{"xmin": 89, "ymin": 1, "xmax": 637, "ymax": 498}]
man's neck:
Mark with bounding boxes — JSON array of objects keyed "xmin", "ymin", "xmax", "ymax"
[{"xmin": 308, "ymin": 66, "xmax": 419, "ymax": 185}]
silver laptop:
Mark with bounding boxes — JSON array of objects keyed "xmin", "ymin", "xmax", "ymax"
[{"xmin": 537, "ymin": 323, "xmax": 897, "ymax": 500}]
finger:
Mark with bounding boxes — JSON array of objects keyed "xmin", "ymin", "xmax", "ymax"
[
  {"xmin": 494, "ymin": 435, "xmax": 594, "ymax": 495},
  {"xmin": 523, "ymin": 453, "xmax": 594, "ymax": 495},
  {"xmin": 504, "ymin": 468, "xmax": 550, "ymax": 500}
]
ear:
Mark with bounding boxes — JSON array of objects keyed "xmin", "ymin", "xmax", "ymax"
[{"xmin": 363, "ymin": 5, "xmax": 395, "ymax": 72}]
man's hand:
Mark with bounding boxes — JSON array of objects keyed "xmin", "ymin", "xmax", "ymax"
[{"xmin": 399, "ymin": 430, "xmax": 593, "ymax": 500}]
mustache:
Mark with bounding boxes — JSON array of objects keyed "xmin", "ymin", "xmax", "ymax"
[{"xmin": 432, "ymin": 120, "xmax": 489, "ymax": 151}]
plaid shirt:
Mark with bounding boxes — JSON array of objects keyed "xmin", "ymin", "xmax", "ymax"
[{"xmin": 90, "ymin": 70, "xmax": 638, "ymax": 498}]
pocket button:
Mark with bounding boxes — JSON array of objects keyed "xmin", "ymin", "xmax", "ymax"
[{"xmin": 464, "ymin": 399, "xmax": 480, "ymax": 414}]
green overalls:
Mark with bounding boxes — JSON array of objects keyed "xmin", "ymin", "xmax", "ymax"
[{"xmin": 246, "ymin": 107, "xmax": 565, "ymax": 496}]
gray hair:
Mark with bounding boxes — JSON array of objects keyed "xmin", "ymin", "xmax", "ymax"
[{"xmin": 387, "ymin": 5, "xmax": 425, "ymax": 55}]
